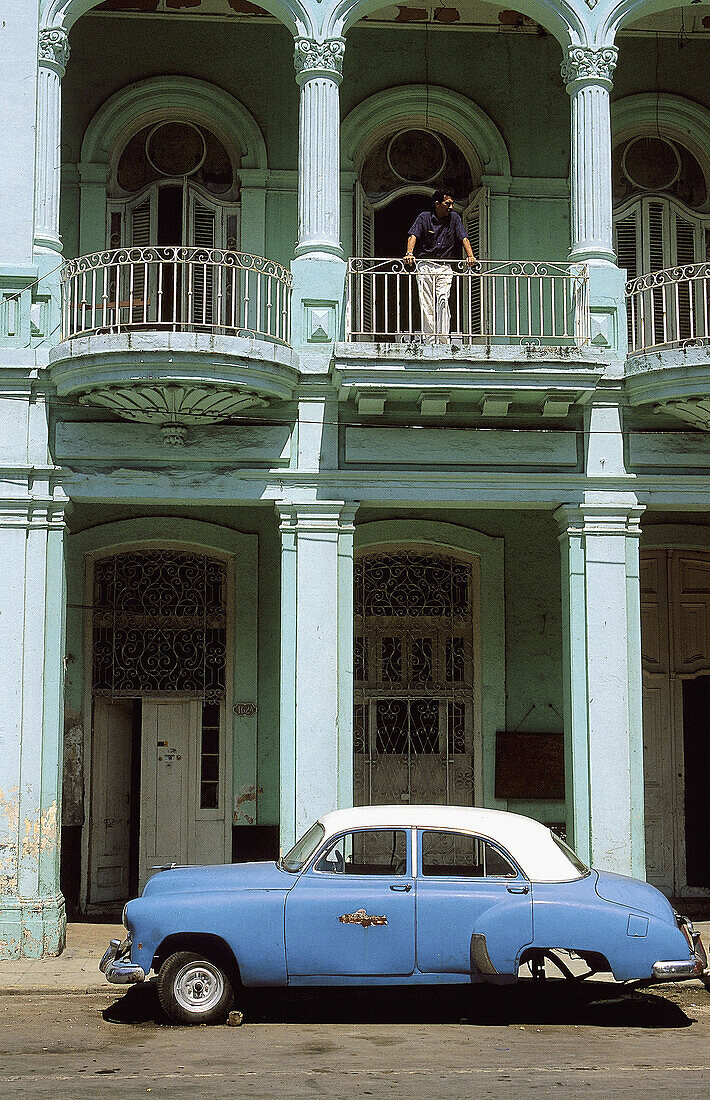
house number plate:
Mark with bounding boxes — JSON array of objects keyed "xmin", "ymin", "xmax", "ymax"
[{"xmin": 233, "ymin": 702, "xmax": 257, "ymax": 717}]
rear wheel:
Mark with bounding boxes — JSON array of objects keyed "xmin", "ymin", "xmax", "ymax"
[{"xmin": 157, "ymin": 950, "xmax": 234, "ymax": 1024}]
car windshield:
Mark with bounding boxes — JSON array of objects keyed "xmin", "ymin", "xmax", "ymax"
[
  {"xmin": 550, "ymin": 831, "xmax": 590, "ymax": 876},
  {"xmin": 280, "ymin": 822, "xmax": 326, "ymax": 873}
]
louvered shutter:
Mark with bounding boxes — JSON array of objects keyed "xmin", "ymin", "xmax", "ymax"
[
  {"xmin": 674, "ymin": 213, "xmax": 698, "ymax": 340},
  {"xmin": 614, "ymin": 205, "xmax": 640, "ymax": 348},
  {"xmin": 353, "ymin": 181, "xmax": 375, "ymax": 336},
  {"xmin": 189, "ymin": 191, "xmax": 218, "ymax": 328},
  {"xmin": 464, "ymin": 188, "xmax": 489, "ymax": 338},
  {"xmin": 128, "ymin": 195, "xmax": 153, "ymax": 324}
]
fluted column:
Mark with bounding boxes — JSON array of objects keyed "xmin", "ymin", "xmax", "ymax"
[
  {"xmin": 294, "ymin": 38, "xmax": 345, "ymax": 259},
  {"xmin": 561, "ymin": 46, "xmax": 617, "ymax": 265},
  {"xmin": 35, "ymin": 28, "xmax": 70, "ymax": 256}
]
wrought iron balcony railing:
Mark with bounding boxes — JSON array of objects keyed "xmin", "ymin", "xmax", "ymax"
[
  {"xmin": 346, "ymin": 258, "xmax": 590, "ymax": 347},
  {"xmin": 626, "ymin": 264, "xmax": 710, "ymax": 354},
  {"xmin": 60, "ymin": 247, "xmax": 292, "ymax": 346}
]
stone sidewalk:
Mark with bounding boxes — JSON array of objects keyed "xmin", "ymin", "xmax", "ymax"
[
  {"xmin": 0, "ymin": 923, "xmax": 124, "ymax": 994},
  {"xmin": 0, "ymin": 921, "xmax": 708, "ymax": 995}
]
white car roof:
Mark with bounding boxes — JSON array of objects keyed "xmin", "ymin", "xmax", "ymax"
[{"xmin": 318, "ymin": 805, "xmax": 583, "ymax": 883}]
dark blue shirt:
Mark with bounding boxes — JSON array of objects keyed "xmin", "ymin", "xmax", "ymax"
[{"xmin": 407, "ymin": 209, "xmax": 467, "ymax": 260}]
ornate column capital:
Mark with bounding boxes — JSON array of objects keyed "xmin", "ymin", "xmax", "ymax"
[
  {"xmin": 561, "ymin": 45, "xmax": 618, "ymax": 90},
  {"xmin": 38, "ymin": 28, "xmax": 71, "ymax": 77},
  {"xmin": 294, "ymin": 37, "xmax": 345, "ymax": 85}
]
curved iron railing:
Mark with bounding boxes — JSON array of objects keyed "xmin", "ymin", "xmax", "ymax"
[
  {"xmin": 626, "ymin": 263, "xmax": 710, "ymax": 354},
  {"xmin": 60, "ymin": 246, "xmax": 292, "ymax": 346},
  {"xmin": 346, "ymin": 258, "xmax": 590, "ymax": 346}
]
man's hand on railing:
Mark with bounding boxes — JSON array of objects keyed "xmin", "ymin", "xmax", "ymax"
[{"xmin": 404, "ymin": 252, "xmax": 415, "ymax": 267}]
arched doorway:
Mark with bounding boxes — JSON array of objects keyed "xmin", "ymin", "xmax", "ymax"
[
  {"xmin": 354, "ymin": 548, "xmax": 480, "ymax": 807},
  {"xmin": 87, "ymin": 547, "xmax": 232, "ymax": 907}
]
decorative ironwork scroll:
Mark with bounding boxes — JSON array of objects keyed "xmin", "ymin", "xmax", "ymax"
[
  {"xmin": 354, "ymin": 551, "xmax": 477, "ymax": 808},
  {"xmin": 92, "ymin": 550, "xmax": 227, "ymax": 702}
]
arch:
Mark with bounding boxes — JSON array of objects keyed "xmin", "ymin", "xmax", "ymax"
[
  {"xmin": 341, "ymin": 86, "xmax": 511, "ymax": 182},
  {"xmin": 354, "ymin": 519, "xmax": 505, "ymax": 806},
  {"xmin": 80, "ymin": 76, "xmax": 267, "ymax": 173},
  {"xmin": 42, "ymin": 0, "xmax": 311, "ymax": 39},
  {"xmin": 325, "ymin": 0, "xmax": 586, "ymax": 47},
  {"xmin": 612, "ymin": 94, "xmax": 710, "ymax": 202},
  {"xmin": 597, "ymin": 0, "xmax": 680, "ymax": 47}
]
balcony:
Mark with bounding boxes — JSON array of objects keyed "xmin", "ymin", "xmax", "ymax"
[
  {"xmin": 625, "ymin": 264, "xmax": 710, "ymax": 429},
  {"xmin": 335, "ymin": 258, "xmax": 603, "ymax": 415},
  {"xmin": 49, "ymin": 247, "xmax": 298, "ymax": 441}
]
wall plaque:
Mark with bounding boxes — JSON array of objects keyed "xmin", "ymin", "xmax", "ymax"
[
  {"xmin": 495, "ymin": 731, "xmax": 565, "ymax": 800},
  {"xmin": 233, "ymin": 702, "xmax": 257, "ymax": 717}
]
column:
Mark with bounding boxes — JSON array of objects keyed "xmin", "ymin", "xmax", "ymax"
[
  {"xmin": 294, "ymin": 38, "xmax": 345, "ymax": 259},
  {"xmin": 35, "ymin": 28, "xmax": 70, "ymax": 257},
  {"xmin": 561, "ymin": 46, "xmax": 617, "ymax": 265},
  {"xmin": 278, "ymin": 503, "xmax": 357, "ymax": 851},
  {"xmin": 555, "ymin": 503, "xmax": 646, "ymax": 879},
  {"xmin": 0, "ymin": 491, "xmax": 68, "ymax": 958}
]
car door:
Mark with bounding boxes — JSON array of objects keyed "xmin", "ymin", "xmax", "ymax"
[
  {"xmin": 284, "ymin": 828, "xmax": 415, "ymax": 979},
  {"xmin": 415, "ymin": 829, "xmax": 533, "ymax": 977}
]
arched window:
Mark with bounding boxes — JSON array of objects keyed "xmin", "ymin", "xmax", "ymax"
[
  {"xmin": 354, "ymin": 550, "xmax": 478, "ymax": 807},
  {"xmin": 355, "ymin": 126, "xmax": 485, "ymax": 261},
  {"xmin": 108, "ymin": 120, "xmax": 241, "ymax": 253},
  {"xmin": 613, "ymin": 135, "xmax": 710, "ymax": 343}
]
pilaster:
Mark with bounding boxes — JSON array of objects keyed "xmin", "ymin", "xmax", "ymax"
[
  {"xmin": 278, "ymin": 502, "xmax": 358, "ymax": 850},
  {"xmin": 561, "ymin": 46, "xmax": 617, "ymax": 266},
  {"xmin": 555, "ymin": 502, "xmax": 646, "ymax": 879},
  {"xmin": 0, "ymin": 492, "xmax": 68, "ymax": 958}
]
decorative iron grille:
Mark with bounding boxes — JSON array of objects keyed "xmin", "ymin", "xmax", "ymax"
[
  {"xmin": 92, "ymin": 550, "xmax": 227, "ymax": 702},
  {"xmin": 354, "ymin": 552, "xmax": 477, "ymax": 807}
]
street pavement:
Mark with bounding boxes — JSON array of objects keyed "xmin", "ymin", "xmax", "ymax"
[{"xmin": 0, "ymin": 922, "xmax": 709, "ymax": 1097}]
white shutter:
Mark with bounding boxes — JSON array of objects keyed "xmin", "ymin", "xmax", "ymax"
[
  {"xmin": 463, "ymin": 188, "xmax": 489, "ymax": 337},
  {"xmin": 353, "ymin": 181, "xmax": 375, "ymax": 335},
  {"xmin": 189, "ymin": 189, "xmax": 218, "ymax": 327},
  {"xmin": 126, "ymin": 195, "xmax": 154, "ymax": 324},
  {"xmin": 614, "ymin": 203, "xmax": 641, "ymax": 349}
]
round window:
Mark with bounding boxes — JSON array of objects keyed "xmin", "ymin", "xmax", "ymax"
[
  {"xmin": 622, "ymin": 137, "xmax": 681, "ymax": 192},
  {"xmin": 387, "ymin": 129, "xmax": 447, "ymax": 184},
  {"xmin": 146, "ymin": 121, "xmax": 207, "ymax": 178}
]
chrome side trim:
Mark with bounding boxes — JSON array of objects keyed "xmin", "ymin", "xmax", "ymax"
[{"xmin": 99, "ymin": 937, "xmax": 146, "ymax": 985}]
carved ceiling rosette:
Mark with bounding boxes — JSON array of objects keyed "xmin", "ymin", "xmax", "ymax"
[
  {"xmin": 294, "ymin": 37, "xmax": 346, "ymax": 83},
  {"xmin": 561, "ymin": 46, "xmax": 618, "ymax": 90},
  {"xmin": 38, "ymin": 28, "xmax": 71, "ymax": 76}
]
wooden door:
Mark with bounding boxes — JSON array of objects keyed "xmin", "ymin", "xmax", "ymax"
[
  {"xmin": 139, "ymin": 699, "xmax": 198, "ymax": 890},
  {"xmin": 89, "ymin": 700, "xmax": 134, "ymax": 905}
]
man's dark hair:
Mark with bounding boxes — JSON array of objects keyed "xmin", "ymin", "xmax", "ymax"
[{"xmin": 432, "ymin": 188, "xmax": 454, "ymax": 206}]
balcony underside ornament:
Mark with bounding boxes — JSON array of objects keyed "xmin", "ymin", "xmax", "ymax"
[
  {"xmin": 77, "ymin": 382, "xmax": 268, "ymax": 445},
  {"xmin": 657, "ymin": 395, "xmax": 710, "ymax": 431}
]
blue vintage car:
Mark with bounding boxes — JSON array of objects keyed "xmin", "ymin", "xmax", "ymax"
[{"xmin": 100, "ymin": 806, "xmax": 709, "ymax": 1024}]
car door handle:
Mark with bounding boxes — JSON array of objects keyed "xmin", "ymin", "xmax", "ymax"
[
  {"xmin": 506, "ymin": 884, "xmax": 529, "ymax": 894},
  {"xmin": 390, "ymin": 882, "xmax": 412, "ymax": 892}
]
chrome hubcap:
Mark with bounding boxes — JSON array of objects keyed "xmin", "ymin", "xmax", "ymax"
[{"xmin": 173, "ymin": 962, "xmax": 224, "ymax": 1013}]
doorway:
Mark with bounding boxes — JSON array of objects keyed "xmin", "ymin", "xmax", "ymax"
[{"xmin": 88, "ymin": 696, "xmax": 229, "ymax": 905}]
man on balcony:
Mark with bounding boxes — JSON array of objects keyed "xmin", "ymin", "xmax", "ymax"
[{"xmin": 404, "ymin": 190, "xmax": 476, "ymax": 343}]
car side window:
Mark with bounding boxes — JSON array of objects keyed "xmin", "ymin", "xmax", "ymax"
[
  {"xmin": 421, "ymin": 830, "xmax": 518, "ymax": 878},
  {"xmin": 315, "ymin": 829, "xmax": 408, "ymax": 876}
]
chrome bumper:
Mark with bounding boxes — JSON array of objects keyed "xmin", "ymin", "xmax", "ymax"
[
  {"xmin": 652, "ymin": 924, "xmax": 709, "ymax": 984},
  {"xmin": 99, "ymin": 937, "xmax": 146, "ymax": 985}
]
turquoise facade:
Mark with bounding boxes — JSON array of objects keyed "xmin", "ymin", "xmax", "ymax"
[{"xmin": 1, "ymin": 0, "xmax": 710, "ymax": 956}]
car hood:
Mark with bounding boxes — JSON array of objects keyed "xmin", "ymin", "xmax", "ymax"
[
  {"xmin": 594, "ymin": 869, "xmax": 675, "ymax": 922},
  {"xmin": 140, "ymin": 860, "xmax": 293, "ymax": 897}
]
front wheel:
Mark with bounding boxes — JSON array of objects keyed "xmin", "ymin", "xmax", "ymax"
[{"xmin": 157, "ymin": 951, "xmax": 234, "ymax": 1024}]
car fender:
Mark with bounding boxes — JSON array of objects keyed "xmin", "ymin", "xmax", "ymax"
[{"xmin": 126, "ymin": 889, "xmax": 289, "ymax": 986}]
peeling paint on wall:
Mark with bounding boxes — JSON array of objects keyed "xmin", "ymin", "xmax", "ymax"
[
  {"xmin": 0, "ymin": 786, "xmax": 20, "ymax": 894},
  {"xmin": 21, "ymin": 802, "xmax": 58, "ymax": 862},
  {"xmin": 233, "ymin": 783, "xmax": 263, "ymax": 825},
  {"xmin": 62, "ymin": 713, "xmax": 84, "ymax": 826}
]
